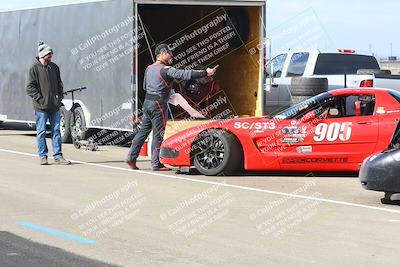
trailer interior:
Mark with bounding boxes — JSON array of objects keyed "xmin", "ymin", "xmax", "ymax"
[{"xmin": 137, "ymin": 3, "xmax": 262, "ymax": 123}]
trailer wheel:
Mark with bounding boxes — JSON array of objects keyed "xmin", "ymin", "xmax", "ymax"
[
  {"xmin": 192, "ymin": 130, "xmax": 243, "ymax": 176},
  {"xmin": 357, "ymin": 69, "xmax": 391, "ymax": 75},
  {"xmin": 71, "ymin": 107, "xmax": 87, "ymax": 140},
  {"xmin": 291, "ymin": 77, "xmax": 328, "ymax": 96},
  {"xmin": 60, "ymin": 106, "xmax": 72, "ymax": 143}
]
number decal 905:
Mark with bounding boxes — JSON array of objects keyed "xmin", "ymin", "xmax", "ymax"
[{"xmin": 314, "ymin": 122, "xmax": 352, "ymax": 142}]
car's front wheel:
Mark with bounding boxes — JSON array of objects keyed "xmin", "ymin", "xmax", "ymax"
[{"xmin": 193, "ymin": 130, "xmax": 243, "ymax": 176}]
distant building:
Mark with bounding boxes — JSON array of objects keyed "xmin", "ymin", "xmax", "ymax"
[{"xmin": 380, "ymin": 57, "xmax": 400, "ymax": 74}]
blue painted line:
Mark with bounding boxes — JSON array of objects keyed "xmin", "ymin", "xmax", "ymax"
[{"xmin": 16, "ymin": 221, "xmax": 95, "ymax": 245}]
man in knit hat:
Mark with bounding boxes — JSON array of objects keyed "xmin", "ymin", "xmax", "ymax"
[
  {"xmin": 126, "ymin": 43, "xmax": 217, "ymax": 171},
  {"xmin": 26, "ymin": 41, "xmax": 71, "ymax": 165}
]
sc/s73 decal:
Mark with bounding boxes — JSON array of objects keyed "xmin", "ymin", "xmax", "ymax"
[
  {"xmin": 234, "ymin": 121, "xmax": 276, "ymax": 130},
  {"xmin": 313, "ymin": 122, "xmax": 352, "ymax": 142}
]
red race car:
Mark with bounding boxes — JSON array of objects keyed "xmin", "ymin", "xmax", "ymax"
[{"xmin": 160, "ymin": 88, "xmax": 400, "ymax": 175}]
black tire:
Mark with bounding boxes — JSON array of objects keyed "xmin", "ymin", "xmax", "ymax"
[
  {"xmin": 60, "ymin": 106, "xmax": 72, "ymax": 143},
  {"xmin": 381, "ymin": 192, "xmax": 400, "ymax": 205},
  {"xmin": 291, "ymin": 77, "xmax": 328, "ymax": 96},
  {"xmin": 357, "ymin": 69, "xmax": 391, "ymax": 75},
  {"xmin": 71, "ymin": 107, "xmax": 87, "ymax": 140},
  {"xmin": 0, "ymin": 121, "xmax": 3, "ymax": 126},
  {"xmin": 192, "ymin": 130, "xmax": 243, "ymax": 176}
]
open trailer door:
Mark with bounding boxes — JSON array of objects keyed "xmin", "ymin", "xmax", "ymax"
[{"xmin": 132, "ymin": 0, "xmax": 267, "ymax": 127}]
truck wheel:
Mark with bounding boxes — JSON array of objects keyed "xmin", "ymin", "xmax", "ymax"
[
  {"xmin": 193, "ymin": 130, "xmax": 243, "ymax": 176},
  {"xmin": 357, "ymin": 69, "xmax": 391, "ymax": 75},
  {"xmin": 60, "ymin": 106, "xmax": 72, "ymax": 143},
  {"xmin": 291, "ymin": 77, "xmax": 328, "ymax": 96},
  {"xmin": 71, "ymin": 107, "xmax": 87, "ymax": 140}
]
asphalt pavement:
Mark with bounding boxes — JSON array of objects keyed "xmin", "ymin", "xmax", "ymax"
[{"xmin": 0, "ymin": 122, "xmax": 400, "ymax": 266}]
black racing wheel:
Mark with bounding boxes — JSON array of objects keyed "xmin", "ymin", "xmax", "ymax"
[{"xmin": 192, "ymin": 130, "xmax": 243, "ymax": 176}]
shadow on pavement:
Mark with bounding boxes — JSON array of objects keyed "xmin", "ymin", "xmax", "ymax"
[
  {"xmin": 0, "ymin": 231, "xmax": 119, "ymax": 267},
  {"xmin": 0, "ymin": 122, "xmax": 35, "ymax": 131}
]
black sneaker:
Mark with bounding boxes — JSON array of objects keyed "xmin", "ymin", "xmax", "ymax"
[{"xmin": 152, "ymin": 164, "xmax": 171, "ymax": 171}]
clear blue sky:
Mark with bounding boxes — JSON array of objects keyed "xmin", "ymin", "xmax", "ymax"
[{"xmin": 1, "ymin": 0, "xmax": 398, "ymax": 59}]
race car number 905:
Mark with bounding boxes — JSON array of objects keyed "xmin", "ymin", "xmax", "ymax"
[
  {"xmin": 234, "ymin": 122, "xmax": 276, "ymax": 130},
  {"xmin": 314, "ymin": 122, "xmax": 352, "ymax": 142}
]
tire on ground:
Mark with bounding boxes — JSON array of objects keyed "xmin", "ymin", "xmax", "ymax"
[
  {"xmin": 71, "ymin": 107, "xmax": 87, "ymax": 140},
  {"xmin": 60, "ymin": 106, "xmax": 72, "ymax": 143},
  {"xmin": 357, "ymin": 69, "xmax": 391, "ymax": 75},
  {"xmin": 290, "ymin": 77, "xmax": 329, "ymax": 97},
  {"xmin": 193, "ymin": 130, "xmax": 243, "ymax": 176}
]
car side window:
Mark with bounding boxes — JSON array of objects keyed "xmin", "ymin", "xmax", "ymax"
[
  {"xmin": 266, "ymin": 54, "xmax": 287, "ymax": 78},
  {"xmin": 344, "ymin": 95, "xmax": 375, "ymax": 117},
  {"xmin": 287, "ymin": 52, "xmax": 309, "ymax": 77}
]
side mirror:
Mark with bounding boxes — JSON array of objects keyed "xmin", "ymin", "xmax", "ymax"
[{"xmin": 329, "ymin": 108, "xmax": 339, "ymax": 116}]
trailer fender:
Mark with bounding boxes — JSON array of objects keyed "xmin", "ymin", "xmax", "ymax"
[{"xmin": 61, "ymin": 99, "xmax": 91, "ymax": 128}]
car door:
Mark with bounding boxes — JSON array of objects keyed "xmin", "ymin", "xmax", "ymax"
[{"xmin": 275, "ymin": 94, "xmax": 379, "ymax": 170}]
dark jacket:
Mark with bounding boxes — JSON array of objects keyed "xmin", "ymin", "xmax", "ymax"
[
  {"xmin": 144, "ymin": 62, "xmax": 207, "ymax": 104},
  {"xmin": 26, "ymin": 58, "xmax": 64, "ymax": 112}
]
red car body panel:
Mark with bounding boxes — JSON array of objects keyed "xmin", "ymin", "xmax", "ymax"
[{"xmin": 160, "ymin": 88, "xmax": 400, "ymax": 172}]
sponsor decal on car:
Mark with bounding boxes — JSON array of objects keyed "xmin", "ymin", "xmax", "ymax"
[
  {"xmin": 282, "ymin": 137, "xmax": 302, "ymax": 144},
  {"xmin": 296, "ymin": 146, "xmax": 313, "ymax": 154},
  {"xmin": 282, "ymin": 157, "xmax": 348, "ymax": 164},
  {"xmin": 281, "ymin": 126, "xmax": 300, "ymax": 134}
]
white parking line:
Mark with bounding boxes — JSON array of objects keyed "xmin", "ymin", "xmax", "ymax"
[{"xmin": 1, "ymin": 148, "xmax": 400, "ymax": 215}]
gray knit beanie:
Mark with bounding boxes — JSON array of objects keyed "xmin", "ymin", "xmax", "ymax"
[{"xmin": 38, "ymin": 41, "xmax": 53, "ymax": 58}]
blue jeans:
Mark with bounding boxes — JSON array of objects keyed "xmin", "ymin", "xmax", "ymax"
[{"xmin": 35, "ymin": 111, "xmax": 62, "ymax": 159}]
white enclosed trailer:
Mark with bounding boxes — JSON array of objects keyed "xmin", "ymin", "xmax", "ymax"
[{"xmin": 0, "ymin": 0, "xmax": 271, "ymax": 143}]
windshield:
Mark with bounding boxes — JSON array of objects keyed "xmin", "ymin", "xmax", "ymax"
[
  {"xmin": 273, "ymin": 92, "xmax": 332, "ymax": 120},
  {"xmin": 389, "ymin": 90, "xmax": 400, "ymax": 103}
]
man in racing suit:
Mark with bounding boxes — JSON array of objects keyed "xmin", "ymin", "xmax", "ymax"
[{"xmin": 126, "ymin": 44, "xmax": 217, "ymax": 171}]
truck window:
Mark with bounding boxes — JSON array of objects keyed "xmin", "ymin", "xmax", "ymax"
[
  {"xmin": 313, "ymin": 54, "xmax": 380, "ymax": 75},
  {"xmin": 266, "ymin": 54, "xmax": 287, "ymax": 78},
  {"xmin": 287, "ymin": 52, "xmax": 309, "ymax": 77}
]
